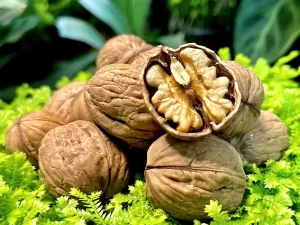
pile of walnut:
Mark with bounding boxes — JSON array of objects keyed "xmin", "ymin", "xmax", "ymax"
[{"xmin": 5, "ymin": 35, "xmax": 289, "ymax": 221}]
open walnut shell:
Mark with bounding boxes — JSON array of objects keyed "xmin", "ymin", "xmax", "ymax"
[
  {"xmin": 5, "ymin": 110, "xmax": 65, "ymax": 166},
  {"xmin": 145, "ymin": 134, "xmax": 246, "ymax": 221},
  {"xmin": 228, "ymin": 110, "xmax": 289, "ymax": 165},
  {"xmin": 39, "ymin": 120, "xmax": 129, "ymax": 198},
  {"xmin": 96, "ymin": 34, "xmax": 152, "ymax": 70},
  {"xmin": 141, "ymin": 44, "xmax": 264, "ymax": 140},
  {"xmin": 85, "ymin": 63, "xmax": 164, "ymax": 149}
]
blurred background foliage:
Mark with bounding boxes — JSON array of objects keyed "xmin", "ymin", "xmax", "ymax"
[{"xmin": 0, "ymin": 0, "xmax": 300, "ymax": 102}]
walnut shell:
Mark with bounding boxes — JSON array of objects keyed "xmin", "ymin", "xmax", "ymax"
[
  {"xmin": 39, "ymin": 120, "xmax": 129, "ymax": 198},
  {"xmin": 228, "ymin": 110, "xmax": 289, "ymax": 165},
  {"xmin": 69, "ymin": 89, "xmax": 94, "ymax": 123},
  {"xmin": 85, "ymin": 63, "xmax": 164, "ymax": 149},
  {"xmin": 217, "ymin": 61, "xmax": 265, "ymax": 137},
  {"xmin": 44, "ymin": 82, "xmax": 86, "ymax": 123},
  {"xmin": 145, "ymin": 134, "xmax": 246, "ymax": 221},
  {"xmin": 96, "ymin": 34, "xmax": 152, "ymax": 70},
  {"xmin": 5, "ymin": 110, "xmax": 65, "ymax": 166},
  {"xmin": 141, "ymin": 44, "xmax": 264, "ymax": 140}
]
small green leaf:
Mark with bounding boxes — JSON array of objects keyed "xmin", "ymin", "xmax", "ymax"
[
  {"xmin": 56, "ymin": 16, "xmax": 105, "ymax": 50},
  {"xmin": 78, "ymin": 0, "xmax": 131, "ymax": 34},
  {"xmin": 234, "ymin": 0, "xmax": 300, "ymax": 63},
  {"xmin": 0, "ymin": 15, "xmax": 39, "ymax": 47},
  {"xmin": 0, "ymin": 0, "xmax": 28, "ymax": 25}
]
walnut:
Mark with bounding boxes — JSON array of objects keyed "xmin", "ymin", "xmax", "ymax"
[
  {"xmin": 145, "ymin": 134, "xmax": 246, "ymax": 221},
  {"xmin": 5, "ymin": 110, "xmax": 64, "ymax": 166},
  {"xmin": 44, "ymin": 82, "xmax": 93, "ymax": 123},
  {"xmin": 228, "ymin": 110, "xmax": 289, "ymax": 165},
  {"xmin": 39, "ymin": 120, "xmax": 129, "ymax": 198},
  {"xmin": 141, "ymin": 44, "xmax": 264, "ymax": 140},
  {"xmin": 84, "ymin": 63, "xmax": 164, "ymax": 149},
  {"xmin": 96, "ymin": 34, "xmax": 152, "ymax": 70}
]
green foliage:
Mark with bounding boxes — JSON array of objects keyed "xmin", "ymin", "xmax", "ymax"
[
  {"xmin": 56, "ymin": 16, "xmax": 105, "ymax": 50},
  {"xmin": 0, "ymin": 52, "xmax": 300, "ymax": 224},
  {"xmin": 234, "ymin": 0, "xmax": 300, "ymax": 64},
  {"xmin": 31, "ymin": 0, "xmax": 72, "ymax": 25},
  {"xmin": 114, "ymin": 0, "xmax": 152, "ymax": 38},
  {"xmin": 167, "ymin": 0, "xmax": 237, "ymax": 28}
]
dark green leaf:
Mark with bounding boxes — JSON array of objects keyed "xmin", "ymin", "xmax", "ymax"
[
  {"xmin": 0, "ymin": 0, "xmax": 28, "ymax": 25},
  {"xmin": 234, "ymin": 0, "xmax": 300, "ymax": 63},
  {"xmin": 78, "ymin": 0, "xmax": 131, "ymax": 34},
  {"xmin": 0, "ymin": 53, "xmax": 16, "ymax": 69},
  {"xmin": 114, "ymin": 0, "xmax": 152, "ymax": 37},
  {"xmin": 159, "ymin": 32, "xmax": 186, "ymax": 49},
  {"xmin": 0, "ymin": 15, "xmax": 39, "ymax": 47},
  {"xmin": 56, "ymin": 16, "xmax": 105, "ymax": 50},
  {"xmin": 35, "ymin": 51, "xmax": 98, "ymax": 88}
]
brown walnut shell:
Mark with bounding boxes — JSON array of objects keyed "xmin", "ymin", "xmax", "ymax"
[
  {"xmin": 44, "ymin": 82, "xmax": 88, "ymax": 123},
  {"xmin": 5, "ymin": 110, "xmax": 64, "ymax": 166},
  {"xmin": 141, "ymin": 44, "xmax": 264, "ymax": 140},
  {"xmin": 218, "ymin": 61, "xmax": 265, "ymax": 138},
  {"xmin": 145, "ymin": 134, "xmax": 246, "ymax": 221},
  {"xmin": 228, "ymin": 110, "xmax": 289, "ymax": 165},
  {"xmin": 69, "ymin": 89, "xmax": 94, "ymax": 123},
  {"xmin": 85, "ymin": 63, "xmax": 164, "ymax": 149},
  {"xmin": 96, "ymin": 34, "xmax": 152, "ymax": 70},
  {"xmin": 39, "ymin": 120, "xmax": 129, "ymax": 198}
]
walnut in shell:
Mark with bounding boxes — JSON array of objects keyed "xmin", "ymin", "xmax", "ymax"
[
  {"xmin": 228, "ymin": 110, "xmax": 289, "ymax": 165},
  {"xmin": 39, "ymin": 120, "xmax": 129, "ymax": 198},
  {"xmin": 145, "ymin": 134, "xmax": 246, "ymax": 221},
  {"xmin": 5, "ymin": 110, "xmax": 65, "ymax": 166},
  {"xmin": 44, "ymin": 82, "xmax": 93, "ymax": 123},
  {"xmin": 141, "ymin": 44, "xmax": 264, "ymax": 140},
  {"xmin": 85, "ymin": 63, "xmax": 164, "ymax": 149},
  {"xmin": 96, "ymin": 34, "xmax": 152, "ymax": 70}
]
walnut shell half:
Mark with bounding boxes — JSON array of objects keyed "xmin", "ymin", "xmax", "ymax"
[
  {"xmin": 85, "ymin": 63, "xmax": 164, "ymax": 149},
  {"xmin": 39, "ymin": 120, "xmax": 129, "ymax": 198},
  {"xmin": 145, "ymin": 134, "xmax": 246, "ymax": 221},
  {"xmin": 141, "ymin": 44, "xmax": 264, "ymax": 140},
  {"xmin": 5, "ymin": 110, "xmax": 65, "ymax": 166},
  {"xmin": 96, "ymin": 34, "xmax": 153, "ymax": 70},
  {"xmin": 228, "ymin": 110, "xmax": 289, "ymax": 165}
]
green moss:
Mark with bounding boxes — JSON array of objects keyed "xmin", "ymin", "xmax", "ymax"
[{"xmin": 0, "ymin": 52, "xmax": 299, "ymax": 225}]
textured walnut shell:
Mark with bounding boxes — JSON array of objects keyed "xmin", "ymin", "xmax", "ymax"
[
  {"xmin": 39, "ymin": 120, "xmax": 129, "ymax": 198},
  {"xmin": 130, "ymin": 46, "xmax": 161, "ymax": 66},
  {"xmin": 228, "ymin": 110, "xmax": 289, "ymax": 165},
  {"xmin": 44, "ymin": 82, "xmax": 86, "ymax": 123},
  {"xmin": 85, "ymin": 63, "xmax": 164, "ymax": 149},
  {"xmin": 5, "ymin": 110, "xmax": 64, "ymax": 166},
  {"xmin": 96, "ymin": 34, "xmax": 152, "ymax": 70},
  {"xmin": 69, "ymin": 89, "xmax": 94, "ymax": 123},
  {"xmin": 145, "ymin": 134, "xmax": 246, "ymax": 221},
  {"xmin": 216, "ymin": 61, "xmax": 264, "ymax": 137},
  {"xmin": 141, "ymin": 44, "xmax": 264, "ymax": 140}
]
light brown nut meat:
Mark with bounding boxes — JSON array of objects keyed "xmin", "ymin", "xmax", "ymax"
[
  {"xmin": 145, "ymin": 134, "xmax": 246, "ymax": 221},
  {"xmin": 228, "ymin": 110, "xmax": 289, "ymax": 165},
  {"xmin": 85, "ymin": 63, "xmax": 164, "ymax": 149},
  {"xmin": 96, "ymin": 34, "xmax": 153, "ymax": 70},
  {"xmin": 39, "ymin": 120, "xmax": 129, "ymax": 198},
  {"xmin": 5, "ymin": 110, "xmax": 65, "ymax": 166},
  {"xmin": 141, "ymin": 44, "xmax": 264, "ymax": 140}
]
